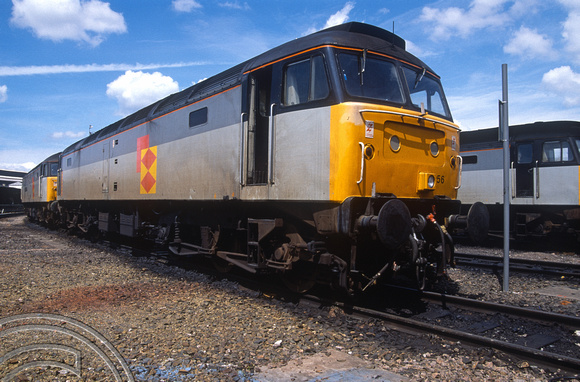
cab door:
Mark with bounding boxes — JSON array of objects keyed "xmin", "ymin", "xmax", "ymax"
[
  {"xmin": 240, "ymin": 66, "xmax": 274, "ymax": 199},
  {"xmin": 511, "ymin": 141, "xmax": 535, "ymax": 199}
]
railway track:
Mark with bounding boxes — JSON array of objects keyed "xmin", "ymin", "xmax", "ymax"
[
  {"xmin": 146, "ymin": 248, "xmax": 580, "ymax": 374},
  {"xmin": 60, "ymin": 232, "xmax": 580, "ymax": 377},
  {"xmin": 297, "ymin": 283, "xmax": 580, "ymax": 374},
  {"xmin": 321, "ymin": 296, "xmax": 580, "ymax": 374},
  {"xmin": 0, "ymin": 211, "xmax": 24, "ymax": 219},
  {"xmin": 454, "ymin": 252, "xmax": 580, "ymax": 277}
]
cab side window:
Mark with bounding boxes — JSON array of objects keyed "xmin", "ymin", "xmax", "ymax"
[
  {"xmin": 542, "ymin": 140, "xmax": 573, "ymax": 163},
  {"xmin": 517, "ymin": 143, "xmax": 533, "ymax": 164},
  {"xmin": 283, "ymin": 55, "xmax": 329, "ymax": 106}
]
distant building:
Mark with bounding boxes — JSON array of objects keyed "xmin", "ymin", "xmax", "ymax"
[
  {"xmin": 0, "ymin": 169, "xmax": 26, "ymax": 206},
  {"xmin": 0, "ymin": 169, "xmax": 26, "ymax": 189}
]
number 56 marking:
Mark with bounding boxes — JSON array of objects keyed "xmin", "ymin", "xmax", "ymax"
[{"xmin": 436, "ymin": 175, "xmax": 445, "ymax": 184}]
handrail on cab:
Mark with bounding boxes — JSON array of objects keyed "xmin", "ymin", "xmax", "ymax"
[
  {"xmin": 357, "ymin": 142, "xmax": 365, "ymax": 184},
  {"xmin": 359, "ymin": 109, "xmax": 459, "ymax": 131}
]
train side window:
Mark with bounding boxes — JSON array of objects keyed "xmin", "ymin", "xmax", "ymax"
[
  {"xmin": 542, "ymin": 140, "xmax": 573, "ymax": 163},
  {"xmin": 67, "ymin": 158, "xmax": 72, "ymax": 167},
  {"xmin": 517, "ymin": 143, "xmax": 533, "ymax": 164},
  {"xmin": 462, "ymin": 155, "xmax": 477, "ymax": 164},
  {"xmin": 189, "ymin": 107, "xmax": 208, "ymax": 128},
  {"xmin": 283, "ymin": 55, "xmax": 329, "ymax": 106}
]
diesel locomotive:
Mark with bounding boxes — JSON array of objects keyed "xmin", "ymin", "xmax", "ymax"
[
  {"xmin": 21, "ymin": 152, "xmax": 59, "ymax": 221},
  {"xmin": 23, "ymin": 22, "xmax": 479, "ymax": 292},
  {"xmin": 459, "ymin": 120, "xmax": 580, "ymax": 242}
]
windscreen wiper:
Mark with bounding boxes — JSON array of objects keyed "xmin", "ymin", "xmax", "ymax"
[{"xmin": 414, "ymin": 67, "xmax": 426, "ymax": 89}]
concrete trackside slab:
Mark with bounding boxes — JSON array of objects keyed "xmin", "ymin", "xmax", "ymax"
[
  {"xmin": 253, "ymin": 349, "xmax": 408, "ymax": 382},
  {"xmin": 530, "ymin": 286, "xmax": 580, "ymax": 301}
]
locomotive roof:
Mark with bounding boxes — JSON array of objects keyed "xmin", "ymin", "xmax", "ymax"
[
  {"xmin": 62, "ymin": 22, "xmax": 433, "ymax": 156},
  {"xmin": 41, "ymin": 152, "xmax": 61, "ymax": 163},
  {"xmin": 460, "ymin": 120, "xmax": 580, "ymax": 150},
  {"xmin": 27, "ymin": 152, "xmax": 61, "ymax": 174}
]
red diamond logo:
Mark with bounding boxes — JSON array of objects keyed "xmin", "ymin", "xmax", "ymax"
[
  {"xmin": 141, "ymin": 149, "xmax": 157, "ymax": 170},
  {"xmin": 141, "ymin": 172, "xmax": 156, "ymax": 193}
]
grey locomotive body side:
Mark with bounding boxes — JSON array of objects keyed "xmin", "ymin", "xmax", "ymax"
[{"xmin": 458, "ymin": 121, "xmax": 580, "ymax": 239}]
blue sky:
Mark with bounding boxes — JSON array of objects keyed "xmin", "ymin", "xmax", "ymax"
[{"xmin": 1, "ymin": 0, "xmax": 580, "ymax": 171}]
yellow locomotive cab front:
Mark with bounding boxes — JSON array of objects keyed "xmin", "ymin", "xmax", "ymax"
[{"xmin": 329, "ymin": 103, "xmax": 461, "ymax": 203}]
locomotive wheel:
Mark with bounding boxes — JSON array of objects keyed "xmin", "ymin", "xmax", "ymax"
[{"xmin": 282, "ymin": 260, "xmax": 318, "ymax": 293}]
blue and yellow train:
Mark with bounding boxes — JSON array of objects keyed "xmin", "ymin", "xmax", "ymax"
[{"xmin": 23, "ymin": 23, "xmax": 480, "ymax": 292}]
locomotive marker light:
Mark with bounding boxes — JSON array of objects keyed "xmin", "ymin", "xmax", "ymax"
[{"xmin": 418, "ymin": 172, "xmax": 436, "ymax": 191}]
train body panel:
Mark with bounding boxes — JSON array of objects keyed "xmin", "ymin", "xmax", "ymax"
[
  {"xmin": 459, "ymin": 121, "xmax": 580, "ymax": 238},
  {"xmin": 268, "ymin": 106, "xmax": 331, "ymax": 200},
  {"xmin": 25, "ymin": 22, "xmax": 474, "ymax": 292}
]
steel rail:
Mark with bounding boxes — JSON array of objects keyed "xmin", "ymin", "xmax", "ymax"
[
  {"xmin": 454, "ymin": 252, "xmax": 580, "ymax": 277},
  {"xmin": 0, "ymin": 212, "xmax": 24, "ymax": 219},
  {"xmin": 331, "ymin": 300, "xmax": 580, "ymax": 373},
  {"xmin": 420, "ymin": 290, "xmax": 580, "ymax": 328}
]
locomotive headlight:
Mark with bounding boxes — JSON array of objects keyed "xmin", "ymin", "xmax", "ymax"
[
  {"xmin": 418, "ymin": 172, "xmax": 436, "ymax": 191},
  {"xmin": 389, "ymin": 135, "xmax": 401, "ymax": 152},
  {"xmin": 430, "ymin": 141, "xmax": 439, "ymax": 157}
]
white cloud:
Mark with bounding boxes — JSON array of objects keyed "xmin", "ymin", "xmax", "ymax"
[
  {"xmin": 0, "ymin": 162, "xmax": 36, "ymax": 172},
  {"xmin": 323, "ymin": 2, "xmax": 355, "ymax": 29},
  {"xmin": 106, "ymin": 70, "xmax": 179, "ymax": 116},
  {"xmin": 219, "ymin": 2, "xmax": 250, "ymax": 10},
  {"xmin": 0, "ymin": 85, "xmax": 7, "ymax": 103},
  {"xmin": 0, "ymin": 61, "xmax": 205, "ymax": 76},
  {"xmin": 542, "ymin": 66, "xmax": 580, "ymax": 107},
  {"xmin": 561, "ymin": 8, "xmax": 580, "ymax": 64},
  {"xmin": 51, "ymin": 131, "xmax": 86, "ymax": 139},
  {"xmin": 305, "ymin": 1, "xmax": 355, "ymax": 35},
  {"xmin": 419, "ymin": 0, "xmax": 511, "ymax": 40},
  {"xmin": 559, "ymin": 0, "xmax": 580, "ymax": 10},
  {"xmin": 447, "ymin": 91, "xmax": 501, "ymax": 130},
  {"xmin": 172, "ymin": 0, "xmax": 202, "ymax": 12},
  {"xmin": 10, "ymin": 0, "xmax": 126, "ymax": 47},
  {"xmin": 510, "ymin": 0, "xmax": 540, "ymax": 18},
  {"xmin": 503, "ymin": 26, "xmax": 556, "ymax": 59},
  {"xmin": 405, "ymin": 40, "xmax": 436, "ymax": 59}
]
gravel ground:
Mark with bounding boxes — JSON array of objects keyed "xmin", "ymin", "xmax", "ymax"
[{"xmin": 1, "ymin": 215, "xmax": 579, "ymax": 381}]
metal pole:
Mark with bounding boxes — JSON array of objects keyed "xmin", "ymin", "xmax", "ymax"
[{"xmin": 501, "ymin": 64, "xmax": 510, "ymax": 292}]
